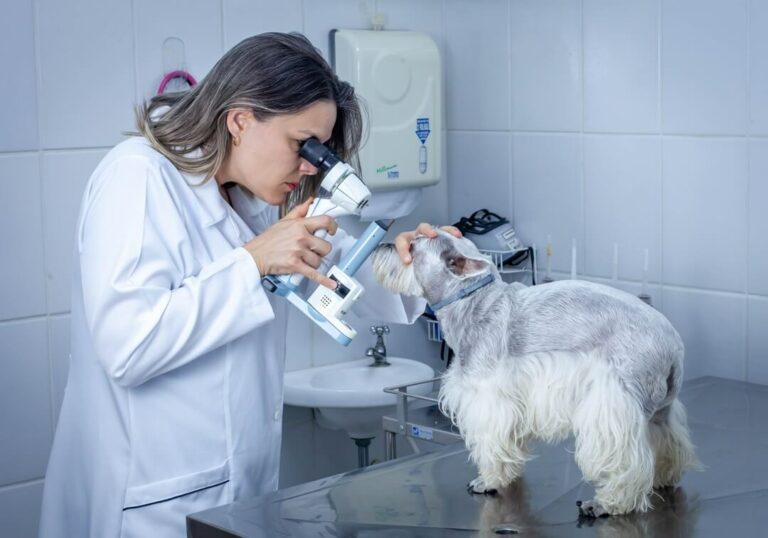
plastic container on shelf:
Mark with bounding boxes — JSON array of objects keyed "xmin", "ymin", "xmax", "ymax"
[
  {"xmin": 480, "ymin": 247, "xmax": 532, "ymax": 275},
  {"xmin": 425, "ymin": 318, "xmax": 442, "ymax": 343}
]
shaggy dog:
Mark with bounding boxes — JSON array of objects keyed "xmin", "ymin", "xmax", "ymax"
[{"xmin": 371, "ymin": 231, "xmax": 699, "ymax": 516}]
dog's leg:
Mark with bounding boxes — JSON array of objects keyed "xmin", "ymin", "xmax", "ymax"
[
  {"xmin": 458, "ymin": 390, "xmax": 531, "ymax": 495},
  {"xmin": 573, "ymin": 373, "xmax": 655, "ymax": 516},
  {"xmin": 441, "ymin": 372, "xmax": 532, "ymax": 495},
  {"xmin": 649, "ymin": 398, "xmax": 701, "ymax": 488},
  {"xmin": 466, "ymin": 433, "xmax": 529, "ymax": 495}
]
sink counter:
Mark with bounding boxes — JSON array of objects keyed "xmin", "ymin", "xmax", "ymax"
[{"xmin": 187, "ymin": 376, "xmax": 768, "ymax": 537}]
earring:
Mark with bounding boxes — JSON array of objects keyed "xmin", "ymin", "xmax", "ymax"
[{"xmin": 233, "ymin": 136, "xmax": 241, "ymax": 147}]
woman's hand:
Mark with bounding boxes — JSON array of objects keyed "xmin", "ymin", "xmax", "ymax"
[
  {"xmin": 243, "ymin": 198, "xmax": 339, "ymax": 289},
  {"xmin": 394, "ymin": 223, "xmax": 462, "ymax": 264}
]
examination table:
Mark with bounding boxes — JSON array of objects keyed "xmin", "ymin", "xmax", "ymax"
[{"xmin": 187, "ymin": 376, "xmax": 768, "ymax": 537}]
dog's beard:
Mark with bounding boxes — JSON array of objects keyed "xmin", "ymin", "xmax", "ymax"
[{"xmin": 371, "ymin": 244, "xmax": 424, "ymax": 296}]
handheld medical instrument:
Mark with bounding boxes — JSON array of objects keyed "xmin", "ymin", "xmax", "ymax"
[{"xmin": 261, "ymin": 138, "xmax": 394, "ymax": 346}]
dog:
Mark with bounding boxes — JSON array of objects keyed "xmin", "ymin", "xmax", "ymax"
[{"xmin": 371, "ymin": 230, "xmax": 700, "ymax": 516}]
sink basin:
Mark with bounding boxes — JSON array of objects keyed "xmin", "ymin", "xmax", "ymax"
[{"xmin": 284, "ymin": 357, "xmax": 435, "ymax": 438}]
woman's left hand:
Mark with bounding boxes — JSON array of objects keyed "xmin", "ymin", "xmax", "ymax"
[{"xmin": 394, "ymin": 223, "xmax": 462, "ymax": 264}]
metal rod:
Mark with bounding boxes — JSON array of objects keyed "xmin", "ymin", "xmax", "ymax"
[
  {"xmin": 353, "ymin": 437, "xmax": 372, "ymax": 467},
  {"xmin": 385, "ymin": 431, "xmax": 397, "ymax": 461}
]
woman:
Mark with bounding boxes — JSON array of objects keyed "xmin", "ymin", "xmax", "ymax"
[{"xmin": 39, "ymin": 32, "xmax": 457, "ymax": 537}]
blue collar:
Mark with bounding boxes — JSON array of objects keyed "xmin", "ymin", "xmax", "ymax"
[{"xmin": 429, "ymin": 273, "xmax": 495, "ymax": 312}]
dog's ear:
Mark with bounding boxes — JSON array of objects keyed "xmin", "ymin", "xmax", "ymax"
[{"xmin": 444, "ymin": 253, "xmax": 491, "ymax": 279}]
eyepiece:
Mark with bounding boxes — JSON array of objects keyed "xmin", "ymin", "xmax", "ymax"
[{"xmin": 299, "ymin": 138, "xmax": 339, "ymax": 171}]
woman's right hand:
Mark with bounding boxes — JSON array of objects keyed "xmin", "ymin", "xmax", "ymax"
[{"xmin": 243, "ymin": 198, "xmax": 339, "ymax": 289}]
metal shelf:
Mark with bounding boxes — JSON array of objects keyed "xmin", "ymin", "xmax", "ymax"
[
  {"xmin": 381, "ymin": 377, "xmax": 463, "ymax": 460},
  {"xmin": 480, "ymin": 246, "xmax": 535, "ymax": 276}
]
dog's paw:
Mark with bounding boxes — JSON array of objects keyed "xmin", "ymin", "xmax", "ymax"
[
  {"xmin": 467, "ymin": 477, "xmax": 498, "ymax": 496},
  {"xmin": 576, "ymin": 500, "xmax": 611, "ymax": 519}
]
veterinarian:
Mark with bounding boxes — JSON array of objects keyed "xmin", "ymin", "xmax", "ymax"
[{"xmin": 39, "ymin": 32, "xmax": 459, "ymax": 538}]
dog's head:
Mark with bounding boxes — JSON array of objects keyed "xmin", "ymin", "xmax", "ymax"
[{"xmin": 371, "ymin": 229, "xmax": 495, "ymax": 306}]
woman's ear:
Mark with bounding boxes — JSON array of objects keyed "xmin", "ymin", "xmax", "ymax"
[{"xmin": 225, "ymin": 108, "xmax": 252, "ymax": 138}]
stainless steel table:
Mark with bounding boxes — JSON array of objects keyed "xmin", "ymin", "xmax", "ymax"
[{"xmin": 187, "ymin": 376, "xmax": 768, "ymax": 537}]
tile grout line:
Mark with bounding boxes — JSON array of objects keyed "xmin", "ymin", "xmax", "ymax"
[
  {"xmin": 744, "ymin": 0, "xmax": 752, "ymax": 383},
  {"xmin": 30, "ymin": 0, "xmax": 56, "ymax": 444}
]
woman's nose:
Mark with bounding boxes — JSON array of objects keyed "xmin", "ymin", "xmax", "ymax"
[{"xmin": 298, "ymin": 158, "xmax": 319, "ymax": 175}]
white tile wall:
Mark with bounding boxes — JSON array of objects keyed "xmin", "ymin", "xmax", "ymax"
[
  {"xmin": 583, "ymin": 135, "xmax": 662, "ymax": 282},
  {"xmin": 4, "ymin": 0, "xmax": 768, "ymax": 532},
  {"xmin": 510, "ymin": 0, "xmax": 581, "ymax": 132},
  {"xmin": 312, "ymin": 423, "xmax": 361, "ymax": 478},
  {"xmin": 223, "ymin": 0, "xmax": 303, "ymax": 50},
  {"xmin": 662, "ymin": 287, "xmax": 747, "ymax": 381},
  {"xmin": 444, "ymin": 0, "xmax": 509, "ymax": 131},
  {"xmin": 583, "ymin": 0, "xmax": 659, "ymax": 133},
  {"xmin": 0, "ymin": 154, "xmax": 47, "ymax": 321},
  {"xmin": 0, "ymin": 0, "xmax": 38, "ymax": 152},
  {"xmin": 661, "ymin": 0, "xmax": 748, "ymax": 135},
  {"xmin": 309, "ymin": 309, "xmax": 380, "ymax": 368},
  {"xmin": 585, "ymin": 275, "xmax": 664, "ymax": 311},
  {"xmin": 512, "ymin": 134, "xmax": 582, "ymax": 273},
  {"xmin": 447, "ymin": 131, "xmax": 511, "ymax": 222},
  {"xmin": 376, "ymin": 0, "xmax": 444, "ymax": 49},
  {"xmin": 279, "ymin": 415, "xmax": 314, "ymax": 488},
  {"xmin": 36, "ymin": 0, "xmax": 136, "ymax": 149},
  {"xmin": 41, "ymin": 150, "xmax": 107, "ymax": 314},
  {"xmin": 0, "ymin": 320, "xmax": 52, "ymax": 485},
  {"xmin": 133, "ymin": 0, "xmax": 223, "ymax": 101},
  {"xmin": 750, "ymin": 0, "xmax": 768, "ymax": 134},
  {"xmin": 48, "ymin": 315, "xmax": 71, "ymax": 425},
  {"xmin": 748, "ymin": 296, "xmax": 768, "ymax": 384},
  {"xmin": 662, "ymin": 137, "xmax": 748, "ymax": 292},
  {"xmin": 303, "ymin": 0, "xmax": 376, "ymax": 61},
  {"xmin": 748, "ymin": 139, "xmax": 768, "ymax": 296},
  {"xmin": 284, "ymin": 307, "xmax": 314, "ymax": 372},
  {"xmin": 0, "ymin": 482, "xmax": 44, "ymax": 538},
  {"xmin": 391, "ymin": 180, "xmax": 450, "ymax": 234}
]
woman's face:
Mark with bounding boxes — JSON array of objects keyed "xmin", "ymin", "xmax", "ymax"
[{"xmin": 219, "ymin": 99, "xmax": 337, "ymax": 205}]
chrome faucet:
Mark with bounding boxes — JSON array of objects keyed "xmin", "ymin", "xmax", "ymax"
[{"xmin": 366, "ymin": 325, "xmax": 390, "ymax": 367}]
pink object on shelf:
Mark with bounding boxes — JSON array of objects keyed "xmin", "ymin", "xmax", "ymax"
[{"xmin": 157, "ymin": 70, "xmax": 197, "ymax": 95}]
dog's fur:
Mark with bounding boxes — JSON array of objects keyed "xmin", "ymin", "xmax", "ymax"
[{"xmin": 371, "ymin": 231, "xmax": 700, "ymax": 516}]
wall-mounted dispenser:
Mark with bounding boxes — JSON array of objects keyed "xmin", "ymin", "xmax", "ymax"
[{"xmin": 331, "ymin": 30, "xmax": 442, "ymax": 191}]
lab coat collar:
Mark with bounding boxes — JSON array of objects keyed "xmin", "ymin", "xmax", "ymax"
[
  {"xmin": 179, "ymin": 147, "xmax": 273, "ymax": 227},
  {"xmin": 187, "ymin": 175, "xmax": 275, "ymax": 232},
  {"xmin": 188, "ymin": 175, "xmax": 230, "ymax": 227},
  {"xmin": 228, "ymin": 185, "xmax": 272, "ymax": 219}
]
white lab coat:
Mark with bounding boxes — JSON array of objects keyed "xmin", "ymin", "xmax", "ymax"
[{"xmin": 38, "ymin": 137, "xmax": 424, "ymax": 538}]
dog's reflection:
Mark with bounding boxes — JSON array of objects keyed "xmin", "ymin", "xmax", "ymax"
[
  {"xmin": 475, "ymin": 481, "xmax": 697, "ymax": 538},
  {"xmin": 473, "ymin": 480, "xmax": 545, "ymax": 538}
]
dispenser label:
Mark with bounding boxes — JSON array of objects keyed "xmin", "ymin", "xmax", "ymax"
[
  {"xmin": 376, "ymin": 163, "xmax": 400, "ymax": 180},
  {"xmin": 415, "ymin": 117, "xmax": 431, "ymax": 144},
  {"xmin": 376, "ymin": 164, "xmax": 397, "ymax": 174},
  {"xmin": 411, "ymin": 425, "xmax": 433, "ymax": 440}
]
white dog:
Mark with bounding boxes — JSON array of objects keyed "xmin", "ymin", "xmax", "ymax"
[{"xmin": 371, "ymin": 231, "xmax": 700, "ymax": 516}]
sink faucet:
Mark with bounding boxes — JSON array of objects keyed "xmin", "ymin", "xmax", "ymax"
[{"xmin": 366, "ymin": 325, "xmax": 390, "ymax": 367}]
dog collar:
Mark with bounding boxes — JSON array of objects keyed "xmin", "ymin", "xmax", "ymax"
[{"xmin": 429, "ymin": 273, "xmax": 495, "ymax": 312}]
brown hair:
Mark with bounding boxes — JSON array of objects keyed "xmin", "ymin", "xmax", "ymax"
[{"xmin": 134, "ymin": 32, "xmax": 364, "ymax": 212}]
